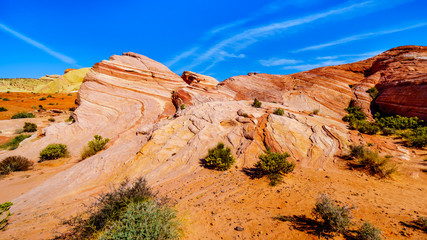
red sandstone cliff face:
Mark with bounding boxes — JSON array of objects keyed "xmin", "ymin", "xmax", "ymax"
[{"xmin": 0, "ymin": 46, "xmax": 426, "ymax": 239}]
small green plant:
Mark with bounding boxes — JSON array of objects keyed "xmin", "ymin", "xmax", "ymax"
[
  {"xmin": 67, "ymin": 93, "xmax": 72, "ymax": 96},
  {"xmin": 0, "ymin": 156, "xmax": 33, "ymax": 175},
  {"xmin": 312, "ymin": 109, "xmax": 320, "ymax": 115},
  {"xmin": 2, "ymin": 98, "xmax": 9, "ymax": 101},
  {"xmin": 48, "ymin": 103, "xmax": 54, "ymax": 105},
  {"xmin": 0, "ymin": 107, "xmax": 7, "ymax": 112},
  {"xmin": 255, "ymin": 150, "xmax": 295, "ymax": 186},
  {"xmin": 81, "ymin": 135, "xmax": 110, "ymax": 160},
  {"xmin": 48, "ymin": 118, "xmax": 55, "ymax": 122},
  {"xmin": 57, "ymin": 178, "xmax": 180, "ymax": 239},
  {"xmin": 39, "ymin": 97, "xmax": 46, "ymax": 101},
  {"xmin": 69, "ymin": 107, "xmax": 76, "ymax": 111},
  {"xmin": 0, "ymin": 134, "xmax": 31, "ymax": 150},
  {"xmin": 355, "ymin": 221, "xmax": 382, "ymax": 240},
  {"xmin": 366, "ymin": 87, "xmax": 378, "ymax": 99},
  {"xmin": 11, "ymin": 112, "xmax": 35, "ymax": 119},
  {"xmin": 381, "ymin": 127, "xmax": 396, "ymax": 136},
  {"xmin": 0, "ymin": 202, "xmax": 13, "ymax": 230},
  {"xmin": 406, "ymin": 127, "xmax": 427, "ymax": 148},
  {"xmin": 39, "ymin": 144, "xmax": 68, "ymax": 161},
  {"xmin": 416, "ymin": 216, "xmax": 427, "ymax": 231},
  {"xmin": 252, "ymin": 98, "xmax": 262, "ymax": 108},
  {"xmin": 273, "ymin": 108, "xmax": 284, "ymax": 116},
  {"xmin": 23, "ymin": 122, "xmax": 37, "ymax": 132},
  {"xmin": 313, "ymin": 194, "xmax": 353, "ymax": 234},
  {"xmin": 348, "ymin": 144, "xmax": 396, "ymax": 178},
  {"xmin": 47, "ymin": 94, "xmax": 53, "ymax": 98},
  {"xmin": 204, "ymin": 143, "xmax": 235, "ymax": 171},
  {"xmin": 180, "ymin": 104, "xmax": 185, "ymax": 110}
]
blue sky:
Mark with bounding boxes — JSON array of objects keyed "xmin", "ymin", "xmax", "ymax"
[{"xmin": 0, "ymin": 0, "xmax": 426, "ymax": 80}]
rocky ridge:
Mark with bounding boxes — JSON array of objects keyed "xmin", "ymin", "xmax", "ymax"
[{"xmin": 0, "ymin": 46, "xmax": 426, "ymax": 239}]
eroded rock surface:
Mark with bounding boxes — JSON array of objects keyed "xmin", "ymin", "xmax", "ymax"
[{"xmin": 1, "ymin": 46, "xmax": 426, "ymax": 239}]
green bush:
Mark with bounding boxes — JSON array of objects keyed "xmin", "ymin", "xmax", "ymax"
[
  {"xmin": 252, "ymin": 98, "xmax": 262, "ymax": 108},
  {"xmin": 48, "ymin": 118, "xmax": 55, "ymax": 122},
  {"xmin": 356, "ymin": 222, "xmax": 382, "ymax": 240},
  {"xmin": 416, "ymin": 216, "xmax": 427, "ymax": 231},
  {"xmin": 355, "ymin": 120, "xmax": 380, "ymax": 135},
  {"xmin": 2, "ymin": 98, "xmax": 9, "ymax": 101},
  {"xmin": 204, "ymin": 143, "xmax": 235, "ymax": 171},
  {"xmin": 47, "ymin": 94, "xmax": 53, "ymax": 98},
  {"xmin": 366, "ymin": 87, "xmax": 378, "ymax": 99},
  {"xmin": 381, "ymin": 127, "xmax": 396, "ymax": 136},
  {"xmin": 69, "ymin": 107, "xmax": 76, "ymax": 111},
  {"xmin": 348, "ymin": 144, "xmax": 396, "ymax": 178},
  {"xmin": 48, "ymin": 103, "xmax": 54, "ymax": 105},
  {"xmin": 342, "ymin": 106, "xmax": 366, "ymax": 122},
  {"xmin": 97, "ymin": 200, "xmax": 180, "ymax": 240},
  {"xmin": 255, "ymin": 150, "xmax": 295, "ymax": 186},
  {"xmin": 273, "ymin": 108, "xmax": 284, "ymax": 116},
  {"xmin": 406, "ymin": 127, "xmax": 427, "ymax": 148},
  {"xmin": 313, "ymin": 194, "xmax": 353, "ymax": 234},
  {"xmin": 0, "ymin": 202, "xmax": 13, "ymax": 230},
  {"xmin": 180, "ymin": 104, "xmax": 185, "ymax": 110},
  {"xmin": 312, "ymin": 109, "xmax": 320, "ymax": 115},
  {"xmin": 58, "ymin": 178, "xmax": 180, "ymax": 240},
  {"xmin": 23, "ymin": 122, "xmax": 37, "ymax": 132},
  {"xmin": 0, "ymin": 134, "xmax": 31, "ymax": 150},
  {"xmin": 11, "ymin": 112, "xmax": 35, "ymax": 119},
  {"xmin": 0, "ymin": 107, "xmax": 7, "ymax": 112},
  {"xmin": 39, "ymin": 144, "xmax": 68, "ymax": 161},
  {"xmin": 375, "ymin": 114, "xmax": 423, "ymax": 130},
  {"xmin": 39, "ymin": 97, "xmax": 46, "ymax": 101},
  {"xmin": 0, "ymin": 156, "xmax": 33, "ymax": 175},
  {"xmin": 81, "ymin": 135, "xmax": 110, "ymax": 160}
]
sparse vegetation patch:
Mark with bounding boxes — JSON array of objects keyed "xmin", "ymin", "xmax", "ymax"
[
  {"xmin": 356, "ymin": 221, "xmax": 382, "ymax": 240},
  {"xmin": 313, "ymin": 194, "xmax": 353, "ymax": 234},
  {"xmin": 0, "ymin": 156, "xmax": 33, "ymax": 175},
  {"xmin": 0, "ymin": 134, "xmax": 31, "ymax": 150},
  {"xmin": 203, "ymin": 142, "xmax": 235, "ymax": 171},
  {"xmin": 11, "ymin": 112, "xmax": 35, "ymax": 119},
  {"xmin": 81, "ymin": 135, "xmax": 110, "ymax": 160},
  {"xmin": 348, "ymin": 144, "xmax": 396, "ymax": 178},
  {"xmin": 0, "ymin": 107, "xmax": 7, "ymax": 112},
  {"xmin": 273, "ymin": 108, "xmax": 284, "ymax": 116},
  {"xmin": 252, "ymin": 98, "xmax": 262, "ymax": 108},
  {"xmin": 0, "ymin": 202, "xmax": 13, "ymax": 230},
  {"xmin": 23, "ymin": 122, "xmax": 37, "ymax": 132},
  {"xmin": 39, "ymin": 144, "xmax": 68, "ymax": 161},
  {"xmin": 255, "ymin": 150, "xmax": 295, "ymax": 186}
]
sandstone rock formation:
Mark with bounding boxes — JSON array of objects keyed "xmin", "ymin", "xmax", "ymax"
[{"xmin": 1, "ymin": 46, "xmax": 426, "ymax": 239}]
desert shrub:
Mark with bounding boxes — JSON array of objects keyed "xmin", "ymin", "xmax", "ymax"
[
  {"xmin": 406, "ymin": 127, "xmax": 427, "ymax": 148},
  {"xmin": 204, "ymin": 143, "xmax": 235, "ymax": 171},
  {"xmin": 97, "ymin": 200, "xmax": 180, "ymax": 240},
  {"xmin": 273, "ymin": 108, "xmax": 284, "ymax": 116},
  {"xmin": 47, "ymin": 94, "xmax": 53, "ymax": 98},
  {"xmin": 0, "ymin": 202, "xmax": 13, "ymax": 230},
  {"xmin": 381, "ymin": 127, "xmax": 396, "ymax": 136},
  {"xmin": 0, "ymin": 134, "xmax": 31, "ymax": 150},
  {"xmin": 180, "ymin": 104, "xmax": 185, "ymax": 110},
  {"xmin": 39, "ymin": 97, "xmax": 46, "ymax": 101},
  {"xmin": 2, "ymin": 98, "xmax": 9, "ymax": 101},
  {"xmin": 0, "ymin": 156, "xmax": 33, "ymax": 175},
  {"xmin": 313, "ymin": 194, "xmax": 353, "ymax": 234},
  {"xmin": 39, "ymin": 144, "xmax": 68, "ymax": 161},
  {"xmin": 0, "ymin": 107, "xmax": 7, "ymax": 112},
  {"xmin": 81, "ymin": 135, "xmax": 110, "ymax": 160},
  {"xmin": 11, "ymin": 112, "xmax": 35, "ymax": 119},
  {"xmin": 349, "ymin": 144, "xmax": 396, "ymax": 178},
  {"xmin": 366, "ymin": 87, "xmax": 378, "ymax": 99},
  {"xmin": 312, "ymin": 109, "xmax": 320, "ymax": 115},
  {"xmin": 252, "ymin": 98, "xmax": 262, "ymax": 108},
  {"xmin": 69, "ymin": 107, "xmax": 76, "ymax": 111},
  {"xmin": 416, "ymin": 217, "xmax": 427, "ymax": 231},
  {"xmin": 48, "ymin": 118, "xmax": 55, "ymax": 122},
  {"xmin": 355, "ymin": 120, "xmax": 380, "ymax": 135},
  {"xmin": 67, "ymin": 93, "xmax": 72, "ymax": 96},
  {"xmin": 66, "ymin": 115, "xmax": 75, "ymax": 123},
  {"xmin": 356, "ymin": 222, "xmax": 382, "ymax": 240},
  {"xmin": 48, "ymin": 103, "xmax": 54, "ymax": 105},
  {"xmin": 59, "ymin": 178, "xmax": 180, "ymax": 240},
  {"xmin": 255, "ymin": 150, "xmax": 295, "ymax": 186},
  {"xmin": 342, "ymin": 106, "xmax": 366, "ymax": 122},
  {"xmin": 375, "ymin": 114, "xmax": 423, "ymax": 130},
  {"xmin": 23, "ymin": 122, "xmax": 37, "ymax": 132}
]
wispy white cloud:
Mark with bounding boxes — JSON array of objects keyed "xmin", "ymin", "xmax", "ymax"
[
  {"xmin": 259, "ymin": 58, "xmax": 301, "ymax": 67},
  {"xmin": 295, "ymin": 23, "xmax": 427, "ymax": 52},
  {"xmin": 0, "ymin": 22, "xmax": 77, "ymax": 65},
  {"xmin": 182, "ymin": 1, "xmax": 374, "ymax": 71},
  {"xmin": 165, "ymin": 47, "xmax": 199, "ymax": 67},
  {"xmin": 283, "ymin": 60, "xmax": 346, "ymax": 71},
  {"xmin": 316, "ymin": 50, "xmax": 384, "ymax": 60}
]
